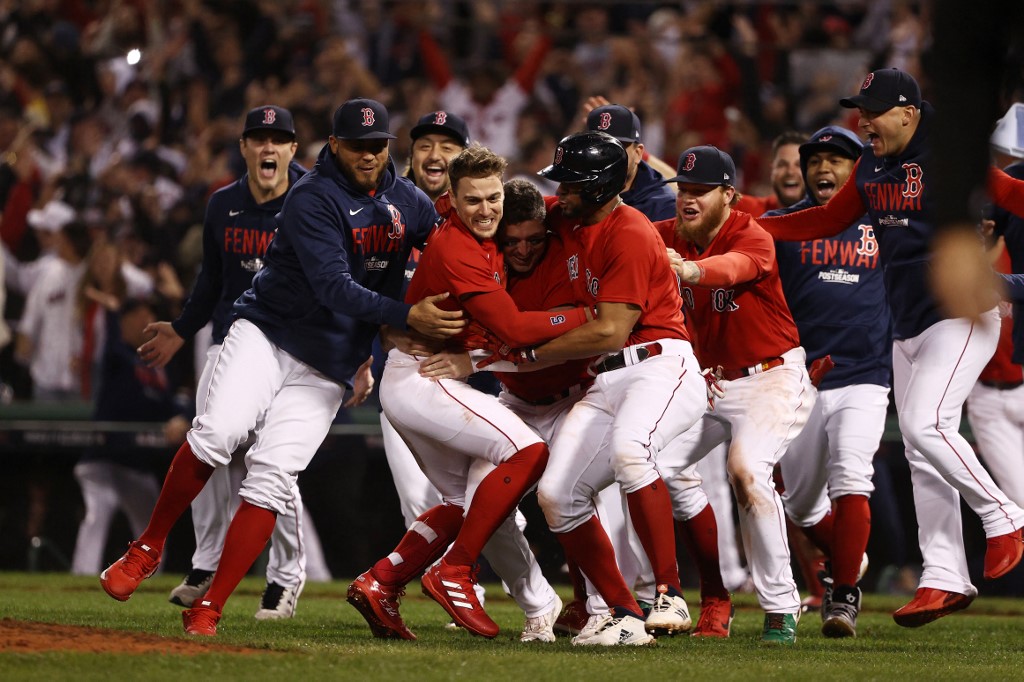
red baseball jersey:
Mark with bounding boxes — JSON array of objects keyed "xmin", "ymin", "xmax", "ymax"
[
  {"xmin": 979, "ymin": 250, "xmax": 1023, "ymax": 384},
  {"xmin": 546, "ymin": 197, "xmax": 690, "ymax": 345},
  {"xmin": 655, "ymin": 210, "xmax": 800, "ymax": 371},
  {"xmin": 407, "ymin": 211, "xmax": 587, "ymax": 350},
  {"xmin": 495, "ymin": 234, "xmax": 595, "ymax": 402}
]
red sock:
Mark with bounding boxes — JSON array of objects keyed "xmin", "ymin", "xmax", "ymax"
[
  {"xmin": 203, "ymin": 500, "xmax": 277, "ymax": 607},
  {"xmin": 802, "ymin": 510, "xmax": 834, "ymax": 555},
  {"xmin": 676, "ymin": 504, "xmax": 729, "ymax": 600},
  {"xmin": 372, "ymin": 503, "xmax": 464, "ymax": 586},
  {"xmin": 444, "ymin": 443, "xmax": 548, "ymax": 567},
  {"xmin": 831, "ymin": 495, "xmax": 871, "ymax": 586},
  {"xmin": 138, "ymin": 441, "xmax": 214, "ymax": 552},
  {"xmin": 558, "ymin": 515, "xmax": 641, "ymax": 616},
  {"xmin": 788, "ymin": 516, "xmax": 826, "ymax": 598},
  {"xmin": 626, "ymin": 479, "xmax": 681, "ymax": 592},
  {"xmin": 565, "ymin": 557, "xmax": 588, "ymax": 602}
]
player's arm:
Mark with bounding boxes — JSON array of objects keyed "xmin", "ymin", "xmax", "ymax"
[
  {"xmin": 667, "ymin": 247, "xmax": 761, "ymax": 287},
  {"xmin": 531, "ymin": 301, "xmax": 640, "ymax": 362},
  {"xmin": 758, "ymin": 159, "xmax": 867, "ymax": 240},
  {"xmin": 988, "ymin": 166, "xmax": 1024, "ymax": 217},
  {"xmin": 461, "ymin": 288, "xmax": 590, "ymax": 347}
]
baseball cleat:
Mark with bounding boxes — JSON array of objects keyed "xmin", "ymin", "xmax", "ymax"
[
  {"xmin": 100, "ymin": 541, "xmax": 161, "ymax": 601},
  {"xmin": 183, "ymin": 599, "xmax": 222, "ymax": 636},
  {"xmin": 169, "ymin": 568, "xmax": 214, "ymax": 607},
  {"xmin": 569, "ymin": 613, "xmax": 610, "ymax": 645},
  {"xmin": 255, "ymin": 578, "xmax": 304, "ymax": 620},
  {"xmin": 892, "ymin": 587, "xmax": 976, "ymax": 627},
  {"xmin": 983, "ymin": 527, "xmax": 1024, "ymax": 579},
  {"xmin": 644, "ymin": 585, "xmax": 692, "ymax": 635},
  {"xmin": 553, "ymin": 598, "xmax": 590, "ymax": 636},
  {"xmin": 821, "ymin": 585, "xmax": 861, "ymax": 638},
  {"xmin": 691, "ymin": 596, "xmax": 734, "ymax": 638},
  {"xmin": 421, "ymin": 561, "xmax": 498, "ymax": 639},
  {"xmin": 520, "ymin": 595, "xmax": 562, "ymax": 643},
  {"xmin": 571, "ymin": 609, "xmax": 656, "ymax": 647},
  {"xmin": 346, "ymin": 570, "xmax": 416, "ymax": 640},
  {"xmin": 761, "ymin": 612, "xmax": 798, "ymax": 645}
]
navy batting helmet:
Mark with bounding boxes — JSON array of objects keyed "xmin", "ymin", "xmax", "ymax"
[{"xmin": 538, "ymin": 131, "xmax": 628, "ymax": 206}]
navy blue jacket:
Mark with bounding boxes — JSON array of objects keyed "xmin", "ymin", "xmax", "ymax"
[
  {"xmin": 768, "ymin": 197, "xmax": 892, "ymax": 390},
  {"xmin": 173, "ymin": 162, "xmax": 306, "ymax": 344},
  {"xmin": 234, "ymin": 144, "xmax": 438, "ymax": 385},
  {"xmin": 622, "ymin": 160, "xmax": 675, "ymax": 221},
  {"xmin": 992, "ymin": 161, "xmax": 1024, "ymax": 363}
]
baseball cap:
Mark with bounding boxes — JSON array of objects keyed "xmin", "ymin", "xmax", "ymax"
[
  {"xmin": 331, "ymin": 98, "xmax": 396, "ymax": 140},
  {"xmin": 799, "ymin": 126, "xmax": 864, "ymax": 166},
  {"xmin": 839, "ymin": 68, "xmax": 921, "ymax": 112},
  {"xmin": 410, "ymin": 110, "xmax": 470, "ymax": 147},
  {"xmin": 242, "ymin": 105, "xmax": 296, "ymax": 138},
  {"xmin": 666, "ymin": 145, "xmax": 736, "ymax": 186},
  {"xmin": 990, "ymin": 103, "xmax": 1024, "ymax": 159},
  {"xmin": 26, "ymin": 200, "xmax": 76, "ymax": 233},
  {"xmin": 586, "ymin": 104, "xmax": 641, "ymax": 145}
]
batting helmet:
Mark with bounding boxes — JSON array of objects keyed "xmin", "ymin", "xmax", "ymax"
[{"xmin": 538, "ymin": 131, "xmax": 628, "ymax": 206}]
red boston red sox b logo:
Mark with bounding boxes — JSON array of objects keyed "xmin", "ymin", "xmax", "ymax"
[
  {"xmin": 554, "ymin": 146, "xmax": 564, "ymax": 165},
  {"xmin": 434, "ymin": 111, "xmax": 447, "ymax": 125},
  {"xmin": 682, "ymin": 153, "xmax": 696, "ymax": 171},
  {"xmin": 361, "ymin": 108, "xmax": 375, "ymax": 127},
  {"xmin": 819, "ymin": 135, "xmax": 832, "ymax": 142},
  {"xmin": 262, "ymin": 108, "xmax": 276, "ymax": 125},
  {"xmin": 861, "ymin": 73, "xmax": 874, "ymax": 90},
  {"xmin": 598, "ymin": 112, "xmax": 612, "ymax": 130},
  {"xmin": 901, "ymin": 163, "xmax": 923, "ymax": 198}
]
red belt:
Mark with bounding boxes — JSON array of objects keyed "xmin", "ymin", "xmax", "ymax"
[{"xmin": 721, "ymin": 356, "xmax": 785, "ymax": 381}]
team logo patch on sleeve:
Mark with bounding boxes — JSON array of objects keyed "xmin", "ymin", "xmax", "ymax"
[{"xmin": 549, "ymin": 314, "xmax": 566, "ymax": 325}]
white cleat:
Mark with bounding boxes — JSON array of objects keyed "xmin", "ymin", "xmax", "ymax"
[
  {"xmin": 644, "ymin": 589, "xmax": 692, "ymax": 634},
  {"xmin": 572, "ymin": 612, "xmax": 656, "ymax": 647},
  {"xmin": 254, "ymin": 579, "xmax": 305, "ymax": 620},
  {"xmin": 520, "ymin": 595, "xmax": 562, "ymax": 643}
]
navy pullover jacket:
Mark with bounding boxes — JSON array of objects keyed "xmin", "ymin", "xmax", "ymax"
[
  {"xmin": 234, "ymin": 143, "xmax": 438, "ymax": 385},
  {"xmin": 621, "ymin": 160, "xmax": 676, "ymax": 221},
  {"xmin": 172, "ymin": 162, "xmax": 306, "ymax": 345}
]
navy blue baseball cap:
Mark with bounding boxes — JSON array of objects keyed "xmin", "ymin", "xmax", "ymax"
[
  {"xmin": 410, "ymin": 110, "xmax": 470, "ymax": 147},
  {"xmin": 586, "ymin": 104, "xmax": 641, "ymax": 145},
  {"xmin": 243, "ymin": 105, "xmax": 295, "ymax": 138},
  {"xmin": 332, "ymin": 98, "xmax": 397, "ymax": 140},
  {"xmin": 840, "ymin": 68, "xmax": 921, "ymax": 112},
  {"xmin": 666, "ymin": 145, "xmax": 736, "ymax": 186},
  {"xmin": 799, "ymin": 126, "xmax": 863, "ymax": 164}
]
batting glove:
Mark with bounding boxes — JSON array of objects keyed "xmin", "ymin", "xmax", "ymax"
[{"xmin": 701, "ymin": 366, "xmax": 725, "ymax": 410}]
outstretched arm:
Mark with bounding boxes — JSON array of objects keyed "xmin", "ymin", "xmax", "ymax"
[{"xmin": 758, "ymin": 159, "xmax": 867, "ymax": 241}]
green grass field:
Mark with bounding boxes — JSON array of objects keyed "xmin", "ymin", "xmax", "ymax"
[{"xmin": 1, "ymin": 573, "xmax": 1023, "ymax": 681}]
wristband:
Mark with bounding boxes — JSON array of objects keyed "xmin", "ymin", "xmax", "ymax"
[{"xmin": 522, "ymin": 347, "xmax": 538, "ymax": 363}]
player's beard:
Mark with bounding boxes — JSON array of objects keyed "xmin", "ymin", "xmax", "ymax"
[{"xmin": 676, "ymin": 200, "xmax": 727, "ymax": 245}]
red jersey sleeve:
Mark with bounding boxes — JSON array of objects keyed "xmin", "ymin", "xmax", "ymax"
[
  {"xmin": 989, "ymin": 166, "xmax": 1024, "ymax": 217},
  {"xmin": 758, "ymin": 159, "xmax": 867, "ymax": 240}
]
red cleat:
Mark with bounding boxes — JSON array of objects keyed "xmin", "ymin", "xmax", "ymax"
[
  {"xmin": 346, "ymin": 570, "xmax": 416, "ymax": 640},
  {"xmin": 691, "ymin": 596, "xmax": 734, "ymax": 638},
  {"xmin": 100, "ymin": 541, "xmax": 161, "ymax": 601},
  {"xmin": 892, "ymin": 587, "xmax": 975, "ymax": 627},
  {"xmin": 984, "ymin": 528, "xmax": 1024, "ymax": 580},
  {"xmin": 183, "ymin": 599, "xmax": 222, "ymax": 636},
  {"xmin": 553, "ymin": 599, "xmax": 590, "ymax": 636},
  {"xmin": 422, "ymin": 561, "xmax": 498, "ymax": 639}
]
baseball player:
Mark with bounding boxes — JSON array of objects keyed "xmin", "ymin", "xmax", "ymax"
[
  {"xmin": 577, "ymin": 107, "xmax": 736, "ymax": 638},
  {"xmin": 514, "ymin": 131, "xmax": 708, "ymax": 646},
  {"xmin": 735, "ymin": 131, "xmax": 807, "ymax": 216},
  {"xmin": 651, "ymin": 145, "xmax": 814, "ymax": 644},
  {"xmin": 765, "ymin": 125, "xmax": 891, "ymax": 638},
  {"xmin": 135, "ymin": 105, "xmax": 315, "ymax": 619},
  {"xmin": 759, "ymin": 69, "xmax": 1024, "ymax": 627},
  {"xmin": 99, "ymin": 98, "xmax": 465, "ymax": 636},
  {"xmin": 348, "ymin": 146, "xmax": 592, "ymax": 641}
]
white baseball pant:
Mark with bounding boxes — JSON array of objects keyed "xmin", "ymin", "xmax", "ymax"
[
  {"xmin": 781, "ymin": 383, "xmax": 890, "ymax": 526},
  {"xmin": 966, "ymin": 382, "xmax": 1024, "ymax": 507},
  {"xmin": 657, "ymin": 347, "xmax": 814, "ymax": 614},
  {"xmin": 695, "ymin": 443, "xmax": 749, "ymax": 591},
  {"xmin": 893, "ymin": 310, "xmax": 1024, "ymax": 594}
]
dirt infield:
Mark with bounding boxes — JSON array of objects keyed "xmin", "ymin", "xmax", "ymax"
[{"xmin": 0, "ymin": 618, "xmax": 273, "ymax": 655}]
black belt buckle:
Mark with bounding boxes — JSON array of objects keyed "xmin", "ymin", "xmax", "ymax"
[{"xmin": 594, "ymin": 345, "xmax": 654, "ymax": 375}]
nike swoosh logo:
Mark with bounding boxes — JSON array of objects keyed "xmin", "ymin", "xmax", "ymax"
[
  {"xmin": 874, "ymin": 166, "xmax": 883, "ymax": 172},
  {"xmin": 229, "ymin": 209, "xmax": 243, "ymax": 216},
  {"xmin": 349, "ymin": 207, "xmax": 364, "ymax": 215}
]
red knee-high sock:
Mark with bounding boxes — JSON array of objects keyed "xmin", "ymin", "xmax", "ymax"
[
  {"xmin": 372, "ymin": 503, "xmax": 465, "ymax": 586},
  {"xmin": 203, "ymin": 500, "xmax": 277, "ymax": 608},
  {"xmin": 626, "ymin": 479, "xmax": 681, "ymax": 593},
  {"xmin": 677, "ymin": 504, "xmax": 729, "ymax": 600},
  {"xmin": 788, "ymin": 516, "xmax": 827, "ymax": 598},
  {"xmin": 565, "ymin": 557, "xmax": 588, "ymax": 602},
  {"xmin": 138, "ymin": 441, "xmax": 215, "ymax": 552},
  {"xmin": 802, "ymin": 510, "xmax": 834, "ymax": 555},
  {"xmin": 558, "ymin": 515, "xmax": 642, "ymax": 617},
  {"xmin": 444, "ymin": 443, "xmax": 548, "ymax": 567},
  {"xmin": 831, "ymin": 494, "xmax": 871, "ymax": 586}
]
